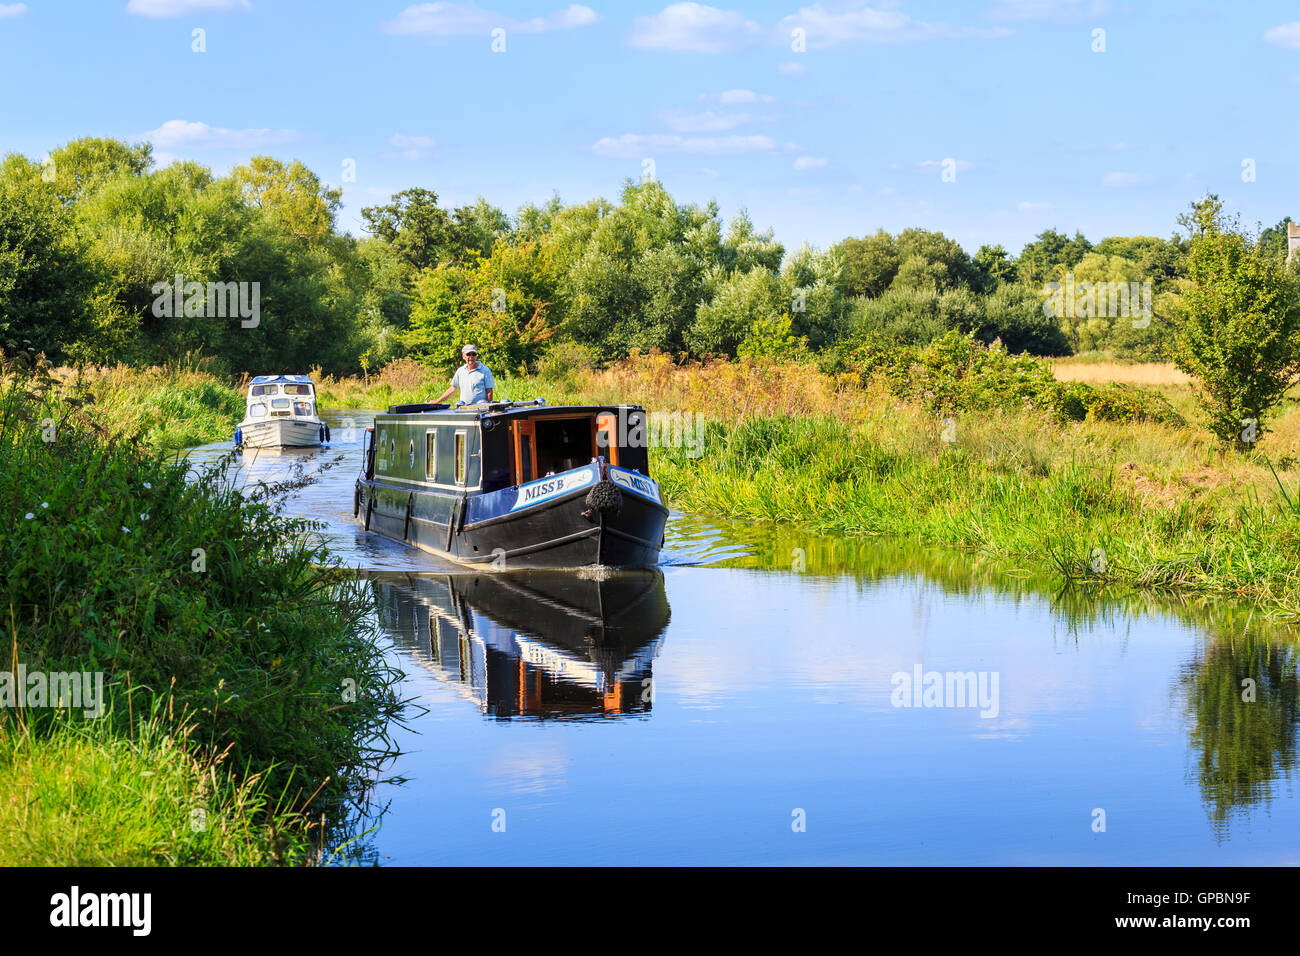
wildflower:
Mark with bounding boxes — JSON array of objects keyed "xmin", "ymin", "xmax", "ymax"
[
  {"xmin": 121, "ymin": 526, "xmax": 130, "ymax": 534},
  {"xmin": 141, "ymin": 513, "xmax": 150, "ymax": 521},
  {"xmin": 41, "ymin": 502, "xmax": 49, "ymax": 508},
  {"xmin": 25, "ymin": 513, "xmax": 34, "ymax": 520},
  {"xmin": 143, "ymin": 482, "xmax": 152, "ymax": 489}
]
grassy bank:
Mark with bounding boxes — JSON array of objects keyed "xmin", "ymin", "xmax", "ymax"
[
  {"xmin": 1, "ymin": 355, "xmax": 403, "ymax": 864},
  {"xmin": 60, "ymin": 346, "xmax": 1300, "ymax": 620}
]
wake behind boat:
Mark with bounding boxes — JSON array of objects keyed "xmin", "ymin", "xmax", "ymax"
[{"xmin": 234, "ymin": 374, "xmax": 331, "ymax": 449}]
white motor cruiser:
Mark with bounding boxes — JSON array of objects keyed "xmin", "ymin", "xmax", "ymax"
[{"xmin": 235, "ymin": 375, "xmax": 330, "ymax": 448}]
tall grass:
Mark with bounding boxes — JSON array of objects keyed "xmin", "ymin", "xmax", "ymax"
[
  {"xmin": 651, "ymin": 410, "xmax": 1300, "ymax": 618},
  {"xmin": 0, "ymin": 353, "xmax": 405, "ymax": 864},
  {"xmin": 0, "ymin": 712, "xmax": 315, "ymax": 866}
]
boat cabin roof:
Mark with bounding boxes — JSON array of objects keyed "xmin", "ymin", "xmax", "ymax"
[
  {"xmin": 247, "ymin": 375, "xmax": 316, "ymax": 398},
  {"xmin": 382, "ymin": 400, "xmax": 642, "ymax": 422},
  {"xmin": 252, "ymin": 374, "xmax": 314, "ymax": 385}
]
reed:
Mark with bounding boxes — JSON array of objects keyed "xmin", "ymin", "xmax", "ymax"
[{"xmin": 649, "ymin": 410, "xmax": 1300, "ymax": 619}]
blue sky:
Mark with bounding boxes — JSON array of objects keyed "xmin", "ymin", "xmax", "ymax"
[{"xmin": 1, "ymin": 0, "xmax": 1298, "ymax": 255}]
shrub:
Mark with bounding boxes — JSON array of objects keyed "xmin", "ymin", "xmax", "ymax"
[{"xmin": 846, "ymin": 329, "xmax": 1182, "ymax": 426}]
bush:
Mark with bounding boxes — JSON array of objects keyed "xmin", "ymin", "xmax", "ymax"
[
  {"xmin": 845, "ymin": 329, "xmax": 1182, "ymax": 426},
  {"xmin": 535, "ymin": 339, "xmax": 599, "ymax": 387},
  {"xmin": 0, "ymin": 355, "xmax": 404, "ymax": 817}
]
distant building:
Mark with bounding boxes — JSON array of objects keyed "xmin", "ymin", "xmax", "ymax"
[{"xmin": 1289, "ymin": 222, "xmax": 1300, "ymax": 264}]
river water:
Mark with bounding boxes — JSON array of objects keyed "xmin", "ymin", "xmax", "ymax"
[{"xmin": 189, "ymin": 412, "xmax": 1300, "ymax": 865}]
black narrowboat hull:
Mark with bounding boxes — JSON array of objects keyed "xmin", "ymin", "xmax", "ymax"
[{"xmin": 356, "ymin": 468, "xmax": 668, "ymax": 569}]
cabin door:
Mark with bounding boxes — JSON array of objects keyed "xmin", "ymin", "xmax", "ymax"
[{"xmin": 511, "ymin": 419, "xmax": 536, "ymax": 486}]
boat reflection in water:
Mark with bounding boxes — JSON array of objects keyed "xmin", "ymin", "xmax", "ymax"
[{"xmin": 371, "ymin": 569, "xmax": 670, "ymax": 719}]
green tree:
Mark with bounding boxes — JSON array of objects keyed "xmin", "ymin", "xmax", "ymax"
[
  {"xmin": 361, "ymin": 188, "xmax": 453, "ymax": 272},
  {"xmin": 403, "ymin": 237, "xmax": 562, "ymax": 371},
  {"xmin": 1172, "ymin": 197, "xmax": 1300, "ymax": 445},
  {"xmin": 720, "ymin": 209, "xmax": 784, "ymax": 274},
  {"xmin": 231, "ymin": 156, "xmax": 341, "ymax": 246},
  {"xmin": 561, "ymin": 180, "xmax": 723, "ymax": 358},
  {"xmin": 450, "ymin": 197, "xmax": 510, "ymax": 261},
  {"xmin": 1017, "ymin": 228, "xmax": 1093, "ymax": 286},
  {"xmin": 0, "ymin": 157, "xmax": 97, "ymax": 358},
  {"xmin": 891, "ymin": 228, "xmax": 978, "ymax": 292},
  {"xmin": 1258, "ymin": 217, "xmax": 1295, "ymax": 266},
  {"xmin": 835, "ymin": 229, "xmax": 898, "ymax": 298},
  {"xmin": 973, "ymin": 243, "xmax": 1016, "ymax": 291},
  {"xmin": 46, "ymin": 136, "xmax": 152, "ymax": 204},
  {"xmin": 687, "ymin": 266, "xmax": 783, "ymax": 356},
  {"xmin": 780, "ymin": 243, "xmax": 846, "ymax": 348}
]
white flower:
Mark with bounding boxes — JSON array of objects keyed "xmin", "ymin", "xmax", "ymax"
[
  {"xmin": 41, "ymin": 502, "xmax": 48, "ymax": 508},
  {"xmin": 121, "ymin": 526, "xmax": 130, "ymax": 533},
  {"xmin": 25, "ymin": 513, "xmax": 34, "ymax": 520},
  {"xmin": 143, "ymin": 482, "xmax": 152, "ymax": 489},
  {"xmin": 140, "ymin": 513, "xmax": 149, "ymax": 521}
]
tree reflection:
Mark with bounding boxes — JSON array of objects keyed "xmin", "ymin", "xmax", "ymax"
[{"xmin": 1182, "ymin": 636, "xmax": 1300, "ymax": 833}]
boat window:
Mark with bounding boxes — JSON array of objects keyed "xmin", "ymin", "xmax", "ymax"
[
  {"xmin": 454, "ymin": 431, "xmax": 467, "ymax": 485},
  {"xmin": 408, "ymin": 439, "xmax": 415, "ymax": 469},
  {"xmin": 519, "ymin": 434, "xmax": 532, "ymax": 483},
  {"xmin": 283, "ymin": 384, "xmax": 312, "ymax": 395},
  {"xmin": 425, "ymin": 430, "xmax": 438, "ymax": 480},
  {"xmin": 534, "ymin": 416, "xmax": 595, "ymax": 476},
  {"xmin": 271, "ymin": 398, "xmax": 289, "ymax": 409},
  {"xmin": 293, "ymin": 401, "xmax": 312, "ymax": 416},
  {"xmin": 248, "ymin": 403, "xmax": 267, "ymax": 418},
  {"xmin": 250, "ymin": 384, "xmax": 279, "ymax": 396}
]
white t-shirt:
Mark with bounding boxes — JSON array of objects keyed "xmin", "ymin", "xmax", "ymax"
[{"xmin": 451, "ymin": 363, "xmax": 494, "ymax": 404}]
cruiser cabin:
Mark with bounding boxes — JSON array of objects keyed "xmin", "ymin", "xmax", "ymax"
[{"xmin": 235, "ymin": 374, "xmax": 330, "ymax": 448}]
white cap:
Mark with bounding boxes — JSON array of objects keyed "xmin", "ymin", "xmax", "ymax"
[{"xmin": 462, "ymin": 344, "xmax": 478, "ymax": 355}]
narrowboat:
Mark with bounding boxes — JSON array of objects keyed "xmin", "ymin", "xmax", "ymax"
[
  {"xmin": 372, "ymin": 568, "xmax": 670, "ymax": 718},
  {"xmin": 234, "ymin": 374, "xmax": 331, "ymax": 448},
  {"xmin": 354, "ymin": 400, "xmax": 668, "ymax": 568}
]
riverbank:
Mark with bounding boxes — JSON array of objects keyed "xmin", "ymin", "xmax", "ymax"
[
  {"xmin": 0, "ymin": 356, "xmax": 403, "ymax": 864},
  {"xmin": 59, "ymin": 348, "xmax": 1300, "ymax": 620}
]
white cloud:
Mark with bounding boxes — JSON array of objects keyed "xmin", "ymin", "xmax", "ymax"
[
  {"xmin": 1264, "ymin": 22, "xmax": 1300, "ymax": 49},
  {"xmin": 699, "ymin": 88, "xmax": 774, "ymax": 104},
  {"xmin": 659, "ymin": 109, "xmax": 767, "ymax": 132},
  {"xmin": 386, "ymin": 133, "xmax": 437, "ymax": 159},
  {"xmin": 777, "ymin": 60, "xmax": 807, "ymax": 75},
  {"xmin": 987, "ymin": 0, "xmax": 1109, "ymax": 22},
  {"xmin": 777, "ymin": 3, "xmax": 1009, "ymax": 50},
  {"xmin": 144, "ymin": 119, "xmax": 298, "ymax": 149},
  {"xmin": 1102, "ymin": 171, "xmax": 1140, "ymax": 187},
  {"xmin": 383, "ymin": 2, "xmax": 598, "ymax": 36},
  {"xmin": 628, "ymin": 3, "xmax": 761, "ymax": 53},
  {"xmin": 0, "ymin": 3, "xmax": 27, "ymax": 17},
  {"xmin": 592, "ymin": 133, "xmax": 775, "ymax": 158},
  {"xmin": 793, "ymin": 156, "xmax": 827, "ymax": 170},
  {"xmin": 1017, "ymin": 200, "xmax": 1051, "ymax": 211},
  {"xmin": 125, "ymin": 0, "xmax": 250, "ymax": 16}
]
